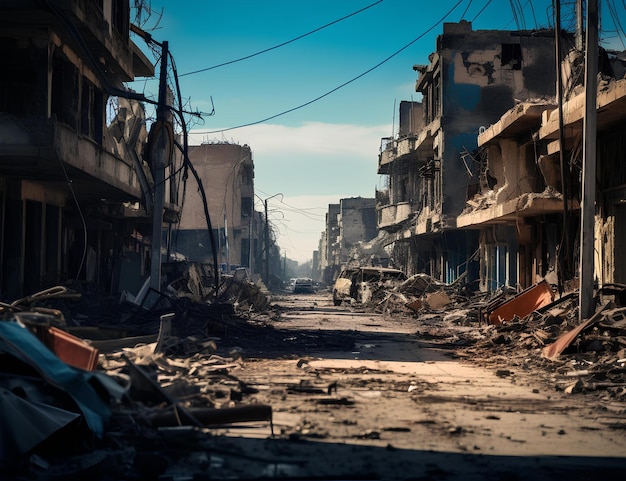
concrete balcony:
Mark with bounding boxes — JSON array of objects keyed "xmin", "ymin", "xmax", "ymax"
[
  {"xmin": 396, "ymin": 136, "xmax": 417, "ymax": 157},
  {"xmin": 0, "ymin": 114, "xmax": 144, "ymax": 203},
  {"xmin": 415, "ymin": 208, "xmax": 441, "ymax": 235},
  {"xmin": 377, "ymin": 202, "xmax": 412, "ymax": 230},
  {"xmin": 2, "ymin": 0, "xmax": 154, "ymax": 81},
  {"xmin": 457, "ymin": 190, "xmax": 579, "ymax": 228}
]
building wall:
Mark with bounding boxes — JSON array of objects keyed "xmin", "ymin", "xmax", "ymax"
[
  {"xmin": 339, "ymin": 197, "xmax": 377, "ymax": 263},
  {"xmin": 435, "ymin": 22, "xmax": 556, "ymax": 220},
  {"xmin": 177, "ymin": 143, "xmax": 255, "ymax": 271},
  {"xmin": 0, "ymin": 1, "xmax": 154, "ymax": 297}
]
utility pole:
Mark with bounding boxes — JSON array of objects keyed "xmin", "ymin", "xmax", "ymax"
[
  {"xmin": 264, "ymin": 198, "xmax": 270, "ymax": 285},
  {"xmin": 259, "ymin": 193, "xmax": 282, "ymax": 287},
  {"xmin": 579, "ymin": 0, "xmax": 598, "ymax": 320},
  {"xmin": 148, "ymin": 41, "xmax": 173, "ymax": 293}
]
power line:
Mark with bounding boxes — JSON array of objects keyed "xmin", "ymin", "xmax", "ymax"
[
  {"xmin": 179, "ymin": 0, "xmax": 384, "ymax": 77},
  {"xmin": 524, "ymin": 0, "xmax": 538, "ymax": 29},
  {"xmin": 255, "ymin": 189, "xmax": 327, "ymax": 221},
  {"xmin": 605, "ymin": 0, "xmax": 626, "ymax": 48},
  {"xmin": 193, "ymin": 1, "xmax": 465, "ymax": 135},
  {"xmin": 508, "ymin": 0, "xmax": 522, "ymax": 30},
  {"xmin": 460, "ymin": 0, "xmax": 474, "ymax": 20},
  {"xmin": 471, "ymin": 0, "xmax": 494, "ymax": 22}
]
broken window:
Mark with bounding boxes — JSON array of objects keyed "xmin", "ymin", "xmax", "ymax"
[
  {"xmin": 241, "ymin": 197, "xmax": 252, "ymax": 218},
  {"xmin": 433, "ymin": 73, "xmax": 441, "ymax": 118},
  {"xmin": 112, "ymin": 0, "xmax": 130, "ymax": 41},
  {"xmin": 80, "ymin": 77, "xmax": 104, "ymax": 144},
  {"xmin": 51, "ymin": 55, "xmax": 78, "ymax": 128},
  {"xmin": 241, "ymin": 238, "xmax": 250, "ymax": 268},
  {"xmin": 501, "ymin": 43, "xmax": 522, "ymax": 70},
  {"xmin": 0, "ymin": 37, "xmax": 42, "ymax": 116}
]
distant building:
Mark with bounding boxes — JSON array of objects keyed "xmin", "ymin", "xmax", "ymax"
[
  {"xmin": 176, "ymin": 143, "xmax": 260, "ymax": 275},
  {"xmin": 338, "ymin": 197, "xmax": 377, "ymax": 263},
  {"xmin": 318, "ymin": 203, "xmax": 340, "ymax": 285},
  {"xmin": 318, "ymin": 197, "xmax": 376, "ymax": 284}
]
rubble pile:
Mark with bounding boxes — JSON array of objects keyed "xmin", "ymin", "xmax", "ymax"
[
  {"xmin": 362, "ymin": 276, "xmax": 626, "ymax": 401},
  {"xmin": 461, "ymin": 288, "xmax": 626, "ymax": 400},
  {"xmin": 368, "ymin": 273, "xmax": 479, "ymax": 316},
  {"xmin": 3, "ymin": 274, "xmax": 626, "ymax": 478},
  {"xmin": 0, "ymin": 274, "xmax": 279, "ymax": 479},
  {"xmin": 0, "ymin": 313, "xmax": 276, "ymax": 479}
]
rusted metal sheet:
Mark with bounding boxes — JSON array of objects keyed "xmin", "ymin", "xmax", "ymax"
[
  {"xmin": 543, "ymin": 303, "xmax": 614, "ymax": 360},
  {"xmin": 488, "ymin": 280, "xmax": 554, "ymax": 325},
  {"xmin": 43, "ymin": 326, "xmax": 100, "ymax": 371}
]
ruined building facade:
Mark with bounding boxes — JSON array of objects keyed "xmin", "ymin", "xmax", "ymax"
[
  {"xmin": 318, "ymin": 203, "xmax": 340, "ymax": 285},
  {"xmin": 175, "ymin": 143, "xmax": 262, "ymax": 276},
  {"xmin": 378, "ymin": 21, "xmax": 558, "ymax": 287},
  {"xmin": 0, "ymin": 0, "xmax": 166, "ymax": 298},
  {"xmin": 318, "ymin": 197, "xmax": 377, "ymax": 285},
  {"xmin": 458, "ymin": 48, "xmax": 626, "ymax": 291}
]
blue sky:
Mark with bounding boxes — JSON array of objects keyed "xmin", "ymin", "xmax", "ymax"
[{"xmin": 131, "ymin": 1, "xmax": 626, "ymax": 263}]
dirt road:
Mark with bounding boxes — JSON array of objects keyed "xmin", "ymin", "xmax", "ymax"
[{"xmin": 207, "ymin": 290, "xmax": 626, "ymax": 480}]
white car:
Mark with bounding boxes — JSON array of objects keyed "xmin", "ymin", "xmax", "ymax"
[{"xmin": 293, "ymin": 278, "xmax": 314, "ymax": 293}]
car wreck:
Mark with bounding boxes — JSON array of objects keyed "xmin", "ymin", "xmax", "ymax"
[{"xmin": 332, "ymin": 266, "xmax": 407, "ymax": 305}]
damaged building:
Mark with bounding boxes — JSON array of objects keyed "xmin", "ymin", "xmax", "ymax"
[
  {"xmin": 458, "ymin": 46, "xmax": 626, "ymax": 291},
  {"xmin": 377, "ymin": 21, "xmax": 559, "ymax": 287},
  {"xmin": 318, "ymin": 197, "xmax": 377, "ymax": 286},
  {"xmin": 175, "ymin": 142, "xmax": 264, "ymax": 278},
  {"xmin": 0, "ymin": 0, "xmax": 174, "ymax": 298}
]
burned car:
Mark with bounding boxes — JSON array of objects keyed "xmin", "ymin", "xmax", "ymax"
[{"xmin": 332, "ymin": 266, "xmax": 407, "ymax": 305}]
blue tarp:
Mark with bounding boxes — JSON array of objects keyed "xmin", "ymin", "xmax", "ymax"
[{"xmin": 0, "ymin": 321, "xmax": 110, "ymax": 438}]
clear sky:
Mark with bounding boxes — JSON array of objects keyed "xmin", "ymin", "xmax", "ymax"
[{"xmin": 130, "ymin": 1, "xmax": 626, "ymax": 263}]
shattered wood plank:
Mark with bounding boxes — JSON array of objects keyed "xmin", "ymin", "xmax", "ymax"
[
  {"xmin": 148, "ymin": 404, "xmax": 273, "ymax": 431},
  {"xmin": 122, "ymin": 354, "xmax": 204, "ymax": 428}
]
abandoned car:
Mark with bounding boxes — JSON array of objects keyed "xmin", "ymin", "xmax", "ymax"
[
  {"xmin": 332, "ymin": 266, "xmax": 407, "ymax": 305},
  {"xmin": 293, "ymin": 278, "xmax": 315, "ymax": 293}
]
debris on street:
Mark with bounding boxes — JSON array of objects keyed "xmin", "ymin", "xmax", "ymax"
[{"xmin": 2, "ymin": 272, "xmax": 626, "ymax": 479}]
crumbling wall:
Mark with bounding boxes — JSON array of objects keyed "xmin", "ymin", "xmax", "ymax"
[
  {"xmin": 493, "ymin": 138, "xmax": 534, "ymax": 203},
  {"xmin": 439, "ymin": 27, "xmax": 556, "ymax": 219},
  {"xmin": 339, "ymin": 197, "xmax": 377, "ymax": 262}
]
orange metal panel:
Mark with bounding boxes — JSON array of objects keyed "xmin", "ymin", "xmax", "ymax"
[
  {"xmin": 44, "ymin": 326, "xmax": 99, "ymax": 371},
  {"xmin": 488, "ymin": 280, "xmax": 554, "ymax": 325}
]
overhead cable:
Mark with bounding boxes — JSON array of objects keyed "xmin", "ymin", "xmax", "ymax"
[
  {"xmin": 180, "ymin": 0, "xmax": 384, "ymax": 77},
  {"xmin": 194, "ymin": 0, "xmax": 465, "ymax": 134},
  {"xmin": 460, "ymin": 0, "xmax": 474, "ymax": 20},
  {"xmin": 471, "ymin": 0, "xmax": 494, "ymax": 22}
]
